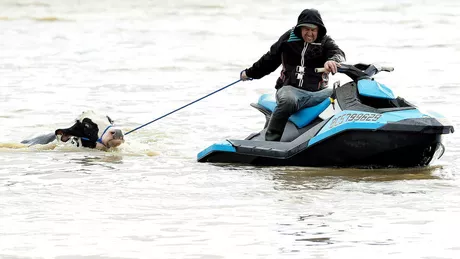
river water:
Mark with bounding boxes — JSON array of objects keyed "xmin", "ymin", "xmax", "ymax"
[{"xmin": 1, "ymin": 0, "xmax": 460, "ymax": 258}]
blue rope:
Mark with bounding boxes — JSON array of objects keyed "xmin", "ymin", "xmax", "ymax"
[{"xmin": 125, "ymin": 79, "xmax": 242, "ymax": 136}]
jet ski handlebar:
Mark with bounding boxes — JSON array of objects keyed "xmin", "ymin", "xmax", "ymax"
[
  {"xmin": 315, "ymin": 64, "xmax": 394, "ymax": 74},
  {"xmin": 315, "ymin": 63, "xmax": 394, "ymax": 81},
  {"xmin": 314, "ymin": 68, "xmax": 327, "ymax": 73},
  {"xmin": 379, "ymin": 66, "xmax": 394, "ymax": 72}
]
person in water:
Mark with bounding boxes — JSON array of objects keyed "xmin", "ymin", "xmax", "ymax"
[{"xmin": 240, "ymin": 8, "xmax": 345, "ymax": 141}]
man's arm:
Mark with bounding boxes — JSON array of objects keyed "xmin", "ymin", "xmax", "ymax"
[
  {"xmin": 323, "ymin": 35, "xmax": 346, "ymax": 63},
  {"xmin": 244, "ymin": 30, "xmax": 290, "ymax": 79}
]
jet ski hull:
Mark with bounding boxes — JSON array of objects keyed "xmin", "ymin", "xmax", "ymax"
[{"xmin": 198, "ymin": 130, "xmax": 446, "ymax": 168}]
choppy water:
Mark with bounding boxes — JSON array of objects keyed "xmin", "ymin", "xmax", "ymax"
[{"xmin": 1, "ymin": 0, "xmax": 460, "ymax": 258}]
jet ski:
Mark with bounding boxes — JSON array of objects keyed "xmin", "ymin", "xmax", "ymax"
[{"xmin": 197, "ymin": 63, "xmax": 454, "ymax": 168}]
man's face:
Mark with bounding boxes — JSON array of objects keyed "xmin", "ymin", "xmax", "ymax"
[{"xmin": 301, "ymin": 26, "xmax": 318, "ymax": 43}]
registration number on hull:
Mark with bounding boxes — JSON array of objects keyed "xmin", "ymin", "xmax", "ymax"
[{"xmin": 329, "ymin": 113, "xmax": 382, "ymax": 128}]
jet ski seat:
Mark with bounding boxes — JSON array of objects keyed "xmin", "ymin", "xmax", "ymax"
[{"xmin": 253, "ymin": 94, "xmax": 331, "ymax": 128}]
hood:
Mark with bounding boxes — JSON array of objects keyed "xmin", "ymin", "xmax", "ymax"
[{"xmin": 294, "ymin": 9, "xmax": 327, "ymax": 42}]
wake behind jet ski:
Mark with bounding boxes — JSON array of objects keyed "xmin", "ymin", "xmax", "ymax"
[{"xmin": 197, "ymin": 63, "xmax": 454, "ymax": 168}]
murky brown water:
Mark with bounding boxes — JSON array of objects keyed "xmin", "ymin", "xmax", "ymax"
[{"xmin": 1, "ymin": 0, "xmax": 459, "ymax": 258}]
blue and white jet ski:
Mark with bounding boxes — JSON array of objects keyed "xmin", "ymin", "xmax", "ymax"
[{"xmin": 197, "ymin": 63, "xmax": 454, "ymax": 168}]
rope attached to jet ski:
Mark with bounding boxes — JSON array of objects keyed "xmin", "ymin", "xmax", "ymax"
[{"xmin": 125, "ymin": 79, "xmax": 242, "ymax": 136}]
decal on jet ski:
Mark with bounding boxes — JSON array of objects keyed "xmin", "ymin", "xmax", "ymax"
[{"xmin": 329, "ymin": 112, "xmax": 382, "ymax": 128}]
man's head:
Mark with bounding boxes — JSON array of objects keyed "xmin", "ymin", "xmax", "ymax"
[
  {"xmin": 298, "ymin": 23, "xmax": 318, "ymax": 43},
  {"xmin": 294, "ymin": 9, "xmax": 327, "ymax": 42},
  {"xmin": 55, "ymin": 111, "xmax": 125, "ymax": 149}
]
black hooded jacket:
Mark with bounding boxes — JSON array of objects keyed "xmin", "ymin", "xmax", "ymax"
[{"xmin": 245, "ymin": 9, "xmax": 345, "ymax": 91}]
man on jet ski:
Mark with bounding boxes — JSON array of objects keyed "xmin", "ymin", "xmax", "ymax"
[{"xmin": 240, "ymin": 8, "xmax": 346, "ymax": 141}]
